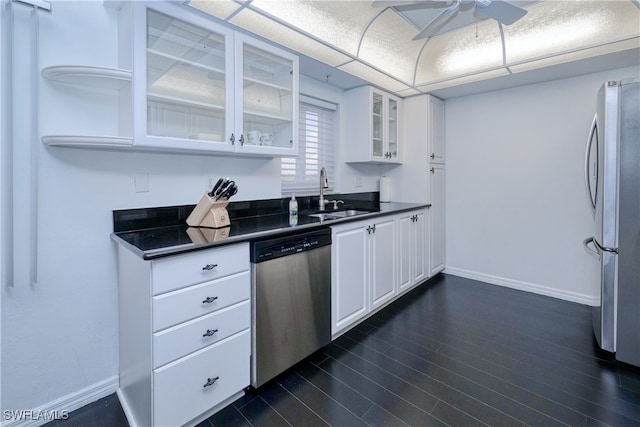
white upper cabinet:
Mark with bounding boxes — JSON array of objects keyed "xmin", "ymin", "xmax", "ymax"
[
  {"xmin": 122, "ymin": 2, "xmax": 298, "ymax": 156},
  {"xmin": 428, "ymin": 95, "xmax": 445, "ymax": 164},
  {"xmin": 137, "ymin": 5, "xmax": 235, "ymax": 152},
  {"xmin": 345, "ymin": 86, "xmax": 402, "ymax": 164},
  {"xmin": 42, "ymin": 2, "xmax": 299, "ymax": 156},
  {"xmin": 234, "ymin": 35, "xmax": 298, "ymax": 156}
]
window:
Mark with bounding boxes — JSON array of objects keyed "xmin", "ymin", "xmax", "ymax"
[{"xmin": 282, "ymin": 96, "xmax": 336, "ymax": 193}]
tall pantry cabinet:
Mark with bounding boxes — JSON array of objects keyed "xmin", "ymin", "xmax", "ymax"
[
  {"xmin": 387, "ymin": 94, "xmax": 445, "ymax": 275},
  {"xmin": 428, "ymin": 96, "xmax": 446, "ymax": 275}
]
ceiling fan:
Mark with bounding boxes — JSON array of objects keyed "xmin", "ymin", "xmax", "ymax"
[{"xmin": 372, "ymin": 0, "xmax": 528, "ymax": 40}]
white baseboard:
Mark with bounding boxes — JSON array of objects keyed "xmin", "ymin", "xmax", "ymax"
[
  {"xmin": 444, "ymin": 267, "xmax": 599, "ymax": 306},
  {"xmin": 116, "ymin": 388, "xmax": 136, "ymax": 427},
  {"xmin": 1, "ymin": 376, "xmax": 119, "ymax": 427}
]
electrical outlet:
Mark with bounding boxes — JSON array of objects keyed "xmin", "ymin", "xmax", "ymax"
[
  {"xmin": 207, "ymin": 177, "xmax": 214, "ymax": 192},
  {"xmin": 355, "ymin": 176, "xmax": 362, "ymax": 187}
]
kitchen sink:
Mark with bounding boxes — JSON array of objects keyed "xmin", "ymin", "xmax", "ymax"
[
  {"xmin": 308, "ymin": 209, "xmax": 373, "ymax": 220},
  {"xmin": 329, "ymin": 209, "xmax": 372, "ymax": 217},
  {"xmin": 308, "ymin": 213, "xmax": 339, "ymax": 220}
]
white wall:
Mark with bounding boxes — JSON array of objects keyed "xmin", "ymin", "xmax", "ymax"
[
  {"xmin": 445, "ymin": 65, "xmax": 639, "ymax": 305},
  {"xmin": 0, "ymin": 0, "xmax": 377, "ymax": 419}
]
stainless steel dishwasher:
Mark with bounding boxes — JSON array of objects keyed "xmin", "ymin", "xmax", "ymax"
[{"xmin": 250, "ymin": 227, "xmax": 331, "ymax": 388}]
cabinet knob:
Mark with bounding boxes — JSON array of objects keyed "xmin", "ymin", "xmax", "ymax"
[
  {"xmin": 202, "ymin": 296, "xmax": 218, "ymax": 304},
  {"xmin": 203, "ymin": 376, "xmax": 220, "ymax": 388},
  {"xmin": 239, "ymin": 134, "xmax": 245, "ymax": 146},
  {"xmin": 203, "ymin": 329, "xmax": 219, "ymax": 338},
  {"xmin": 202, "ymin": 264, "xmax": 218, "ymax": 271},
  {"xmin": 430, "ymin": 153, "xmax": 435, "ymax": 159},
  {"xmin": 430, "ymin": 167, "xmax": 435, "ymax": 174},
  {"xmin": 230, "ymin": 133, "xmax": 235, "ymax": 145}
]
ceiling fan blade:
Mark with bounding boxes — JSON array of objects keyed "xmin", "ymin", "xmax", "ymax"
[
  {"xmin": 371, "ymin": 0, "xmax": 429, "ymax": 7},
  {"xmin": 475, "ymin": 0, "xmax": 528, "ymax": 25},
  {"xmin": 372, "ymin": 0, "xmax": 453, "ymax": 9},
  {"xmin": 412, "ymin": 1, "xmax": 460, "ymax": 40}
]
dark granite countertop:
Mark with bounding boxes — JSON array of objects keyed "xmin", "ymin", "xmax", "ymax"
[{"xmin": 111, "ymin": 194, "xmax": 430, "ymax": 260}]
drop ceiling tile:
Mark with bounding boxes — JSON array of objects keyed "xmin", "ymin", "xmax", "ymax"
[
  {"xmin": 359, "ymin": 8, "xmax": 425, "ymax": 85},
  {"xmin": 248, "ymin": 0, "xmax": 381, "ymax": 56},
  {"xmin": 188, "ymin": 0, "xmax": 244, "ymax": 21},
  {"xmin": 338, "ymin": 60, "xmax": 412, "ymax": 93},
  {"xmin": 504, "ymin": 1, "xmax": 640, "ymax": 64},
  {"xmin": 230, "ymin": 9, "xmax": 352, "ymax": 67}
]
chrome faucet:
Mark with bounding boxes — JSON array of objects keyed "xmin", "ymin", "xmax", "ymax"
[{"xmin": 319, "ymin": 167, "xmax": 329, "ymax": 211}]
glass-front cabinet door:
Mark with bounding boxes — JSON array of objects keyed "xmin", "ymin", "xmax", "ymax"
[
  {"xmin": 372, "ymin": 92, "xmax": 384, "ymax": 159},
  {"xmin": 140, "ymin": 6, "xmax": 235, "ymax": 151},
  {"xmin": 235, "ymin": 35, "xmax": 298, "ymax": 156},
  {"xmin": 387, "ymin": 97, "xmax": 398, "ymax": 160},
  {"xmin": 369, "ymin": 89, "xmax": 399, "ymax": 162}
]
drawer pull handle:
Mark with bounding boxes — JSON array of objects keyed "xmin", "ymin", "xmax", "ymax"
[
  {"xmin": 202, "ymin": 296, "xmax": 218, "ymax": 304},
  {"xmin": 202, "ymin": 264, "xmax": 218, "ymax": 271},
  {"xmin": 203, "ymin": 329, "xmax": 219, "ymax": 337},
  {"xmin": 203, "ymin": 376, "xmax": 219, "ymax": 388}
]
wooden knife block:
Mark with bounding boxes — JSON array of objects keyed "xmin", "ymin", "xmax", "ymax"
[
  {"xmin": 186, "ymin": 226, "xmax": 230, "ymax": 243},
  {"xmin": 186, "ymin": 193, "xmax": 231, "ymax": 228}
]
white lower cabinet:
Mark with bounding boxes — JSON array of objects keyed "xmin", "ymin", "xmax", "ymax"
[
  {"xmin": 153, "ymin": 300, "xmax": 250, "ymax": 368},
  {"xmin": 331, "ymin": 209, "xmax": 431, "ymax": 338},
  {"xmin": 370, "ymin": 219, "xmax": 397, "ymax": 310},
  {"xmin": 331, "ymin": 223, "xmax": 368, "ymax": 335},
  {"xmin": 331, "ymin": 215, "xmax": 398, "ymax": 337},
  {"xmin": 430, "ymin": 165, "xmax": 446, "ymax": 275},
  {"xmin": 398, "ymin": 209, "xmax": 429, "ymax": 294},
  {"xmin": 154, "ymin": 330, "xmax": 250, "ymax": 427},
  {"xmin": 117, "ymin": 242, "xmax": 250, "ymax": 427}
]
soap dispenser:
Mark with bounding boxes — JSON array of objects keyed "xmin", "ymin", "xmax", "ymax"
[{"xmin": 289, "ymin": 194, "xmax": 298, "ymax": 226}]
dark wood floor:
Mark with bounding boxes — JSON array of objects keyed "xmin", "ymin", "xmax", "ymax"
[{"xmin": 48, "ymin": 273, "xmax": 640, "ymax": 426}]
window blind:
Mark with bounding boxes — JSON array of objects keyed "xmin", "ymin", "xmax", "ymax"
[{"xmin": 282, "ymin": 97, "xmax": 336, "ymax": 193}]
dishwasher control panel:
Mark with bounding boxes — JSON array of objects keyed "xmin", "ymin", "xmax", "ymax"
[{"xmin": 251, "ymin": 228, "xmax": 331, "ymax": 263}]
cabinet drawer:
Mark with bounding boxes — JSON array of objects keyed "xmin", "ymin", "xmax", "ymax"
[
  {"xmin": 153, "ymin": 300, "xmax": 250, "ymax": 368},
  {"xmin": 153, "ymin": 271, "xmax": 249, "ymax": 332},
  {"xmin": 151, "ymin": 243, "xmax": 249, "ymax": 295},
  {"xmin": 154, "ymin": 330, "xmax": 250, "ymax": 427}
]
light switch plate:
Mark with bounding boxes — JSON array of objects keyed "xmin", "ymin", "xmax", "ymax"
[{"xmin": 134, "ymin": 173, "xmax": 149, "ymax": 193}]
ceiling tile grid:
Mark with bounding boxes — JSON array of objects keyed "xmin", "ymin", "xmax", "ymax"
[{"xmin": 188, "ymin": 0, "xmax": 640, "ymax": 97}]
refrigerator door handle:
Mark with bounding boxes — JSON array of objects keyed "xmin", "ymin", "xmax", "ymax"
[
  {"xmin": 584, "ymin": 114, "xmax": 598, "ymax": 217},
  {"xmin": 583, "ymin": 236, "xmax": 600, "ymax": 259}
]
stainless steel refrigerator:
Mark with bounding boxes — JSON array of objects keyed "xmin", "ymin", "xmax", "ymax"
[{"xmin": 583, "ymin": 78, "xmax": 640, "ymax": 367}]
